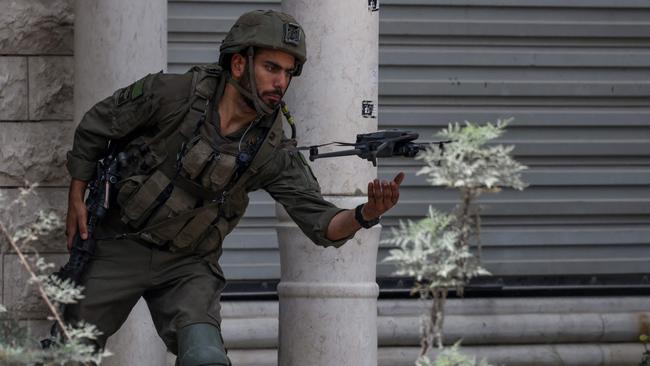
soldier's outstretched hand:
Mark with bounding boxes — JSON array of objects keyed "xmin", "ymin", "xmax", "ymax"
[{"xmin": 362, "ymin": 172, "xmax": 405, "ymax": 220}]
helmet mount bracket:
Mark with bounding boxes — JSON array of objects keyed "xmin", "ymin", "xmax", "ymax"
[{"xmin": 283, "ymin": 23, "xmax": 302, "ymax": 46}]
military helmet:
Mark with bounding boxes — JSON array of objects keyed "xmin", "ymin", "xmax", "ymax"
[{"xmin": 219, "ymin": 10, "xmax": 307, "ymax": 76}]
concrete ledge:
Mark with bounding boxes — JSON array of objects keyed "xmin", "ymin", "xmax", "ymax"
[
  {"xmin": 221, "ymin": 301, "xmax": 279, "ymax": 319},
  {"xmin": 222, "ymin": 318, "xmax": 278, "ymax": 349},
  {"xmin": 277, "ymin": 281, "xmax": 379, "ymax": 298},
  {"xmin": 218, "ymin": 311, "xmax": 650, "ymax": 348},
  {"xmin": 379, "ymin": 344, "xmax": 647, "ymax": 366},
  {"xmin": 223, "ymin": 344, "xmax": 647, "ymax": 366},
  {"xmin": 378, "ymin": 312, "xmax": 650, "ymax": 345},
  {"xmin": 378, "ymin": 297, "xmax": 650, "ymax": 316},
  {"xmin": 219, "ymin": 297, "xmax": 650, "ymax": 318}
]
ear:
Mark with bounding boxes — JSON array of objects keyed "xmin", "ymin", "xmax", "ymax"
[{"xmin": 230, "ymin": 53, "xmax": 246, "ymax": 79}]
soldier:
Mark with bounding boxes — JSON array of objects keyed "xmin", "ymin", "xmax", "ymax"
[{"xmin": 64, "ymin": 9, "xmax": 403, "ymax": 366}]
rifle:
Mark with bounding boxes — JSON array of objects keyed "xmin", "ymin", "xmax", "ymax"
[
  {"xmin": 41, "ymin": 145, "xmax": 128, "ymax": 348},
  {"xmin": 56, "ymin": 148, "xmax": 128, "ymax": 284},
  {"xmin": 300, "ymin": 129, "xmax": 450, "ymax": 167}
]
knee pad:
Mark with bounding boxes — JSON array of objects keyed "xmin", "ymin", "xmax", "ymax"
[
  {"xmin": 177, "ymin": 323, "xmax": 230, "ymax": 366},
  {"xmin": 179, "ymin": 345, "xmax": 230, "ymax": 366}
]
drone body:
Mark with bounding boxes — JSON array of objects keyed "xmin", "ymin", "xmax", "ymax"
[{"xmin": 302, "ymin": 129, "xmax": 449, "ymax": 166}]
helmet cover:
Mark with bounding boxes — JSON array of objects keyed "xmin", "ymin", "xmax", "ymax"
[{"xmin": 219, "ymin": 10, "xmax": 307, "ymax": 76}]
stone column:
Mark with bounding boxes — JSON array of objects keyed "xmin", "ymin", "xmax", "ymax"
[
  {"xmin": 74, "ymin": 1, "xmax": 168, "ymax": 365},
  {"xmin": 278, "ymin": 1, "xmax": 380, "ymax": 365},
  {"xmin": 74, "ymin": 0, "xmax": 167, "ymax": 121}
]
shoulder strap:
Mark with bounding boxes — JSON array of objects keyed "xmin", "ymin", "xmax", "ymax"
[
  {"xmin": 249, "ymin": 112, "xmax": 285, "ymax": 172},
  {"xmin": 178, "ymin": 64, "xmax": 224, "ymax": 139},
  {"xmin": 130, "ymin": 65, "xmax": 222, "ymax": 153}
]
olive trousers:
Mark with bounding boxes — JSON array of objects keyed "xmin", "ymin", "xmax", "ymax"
[{"xmin": 64, "ymin": 235, "xmax": 227, "ymax": 355}]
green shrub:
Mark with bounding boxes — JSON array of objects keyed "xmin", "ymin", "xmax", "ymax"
[{"xmin": 384, "ymin": 120, "xmax": 526, "ymax": 359}]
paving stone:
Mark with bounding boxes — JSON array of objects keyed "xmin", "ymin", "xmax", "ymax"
[
  {"xmin": 29, "ymin": 56, "xmax": 74, "ymax": 120},
  {"xmin": 3, "ymin": 253, "xmax": 68, "ymax": 319},
  {"xmin": 0, "ymin": 187, "xmax": 68, "ymax": 254},
  {"xmin": 19, "ymin": 319, "xmax": 51, "ymax": 340},
  {"xmin": 0, "ymin": 122, "xmax": 73, "ymax": 186},
  {"xmin": 0, "ymin": 252, "xmax": 3, "ymax": 304},
  {"xmin": 0, "ymin": 57, "xmax": 28, "ymax": 120},
  {"xmin": 0, "ymin": 0, "xmax": 73, "ymax": 55}
]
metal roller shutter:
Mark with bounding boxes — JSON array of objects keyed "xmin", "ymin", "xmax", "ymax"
[{"xmin": 169, "ymin": 0, "xmax": 650, "ymax": 283}]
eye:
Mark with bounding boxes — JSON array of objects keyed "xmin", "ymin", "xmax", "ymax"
[{"xmin": 264, "ymin": 63, "xmax": 279, "ymax": 73}]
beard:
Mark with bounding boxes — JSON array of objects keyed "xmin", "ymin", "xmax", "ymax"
[{"xmin": 240, "ymin": 69, "xmax": 284, "ymax": 110}]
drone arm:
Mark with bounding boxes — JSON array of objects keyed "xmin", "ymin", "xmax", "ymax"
[{"xmin": 309, "ymin": 149, "xmax": 365, "ymax": 161}]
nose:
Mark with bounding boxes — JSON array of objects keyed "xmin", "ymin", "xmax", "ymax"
[{"xmin": 274, "ymin": 72, "xmax": 290, "ymax": 91}]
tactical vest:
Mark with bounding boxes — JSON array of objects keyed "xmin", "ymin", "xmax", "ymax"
[{"xmin": 114, "ymin": 64, "xmax": 285, "ymax": 254}]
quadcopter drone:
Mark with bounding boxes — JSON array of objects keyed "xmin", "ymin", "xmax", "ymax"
[{"xmin": 299, "ymin": 129, "xmax": 451, "ymax": 167}]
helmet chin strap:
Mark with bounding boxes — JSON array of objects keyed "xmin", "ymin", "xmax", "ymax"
[{"xmin": 227, "ymin": 47, "xmax": 276, "ymax": 117}]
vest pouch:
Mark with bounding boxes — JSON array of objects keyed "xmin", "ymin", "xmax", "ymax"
[
  {"xmin": 201, "ymin": 152, "xmax": 237, "ymax": 192},
  {"xmin": 143, "ymin": 186, "xmax": 197, "ymax": 244},
  {"xmin": 120, "ymin": 136, "xmax": 168, "ymax": 178},
  {"xmin": 118, "ymin": 170, "xmax": 171, "ymax": 228},
  {"xmin": 194, "ymin": 217, "xmax": 230, "ymax": 254},
  {"xmin": 181, "ymin": 136, "xmax": 216, "ymax": 180},
  {"xmin": 171, "ymin": 205, "xmax": 220, "ymax": 251},
  {"xmin": 116, "ymin": 175, "xmax": 147, "ymax": 208},
  {"xmin": 146, "ymin": 186, "xmax": 196, "ymax": 224}
]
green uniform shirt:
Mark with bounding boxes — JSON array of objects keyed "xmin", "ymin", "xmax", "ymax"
[{"xmin": 67, "ymin": 69, "xmax": 352, "ymax": 249}]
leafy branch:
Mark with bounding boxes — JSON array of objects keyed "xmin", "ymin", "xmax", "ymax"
[
  {"xmin": 383, "ymin": 120, "xmax": 526, "ymax": 362},
  {"xmin": 0, "ymin": 183, "xmax": 110, "ymax": 365}
]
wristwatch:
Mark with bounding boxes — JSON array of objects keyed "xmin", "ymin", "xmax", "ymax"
[{"xmin": 355, "ymin": 204, "xmax": 380, "ymax": 228}]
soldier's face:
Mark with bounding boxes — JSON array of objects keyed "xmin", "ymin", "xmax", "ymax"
[{"xmin": 251, "ymin": 49, "xmax": 296, "ymax": 107}]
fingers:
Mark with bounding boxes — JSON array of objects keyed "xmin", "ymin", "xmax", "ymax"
[
  {"xmin": 367, "ymin": 177, "xmax": 401, "ymax": 215},
  {"xmin": 391, "ymin": 172, "xmax": 404, "ymax": 205},
  {"xmin": 78, "ymin": 209, "xmax": 88, "ymax": 241},
  {"xmin": 66, "ymin": 203, "xmax": 88, "ymax": 252},
  {"xmin": 366, "ymin": 179, "xmax": 382, "ymax": 219},
  {"xmin": 393, "ymin": 172, "xmax": 405, "ymax": 186},
  {"xmin": 368, "ymin": 179, "xmax": 381, "ymax": 207},
  {"xmin": 65, "ymin": 221, "xmax": 76, "ymax": 252},
  {"xmin": 381, "ymin": 181, "xmax": 392, "ymax": 208},
  {"xmin": 390, "ymin": 181, "xmax": 399, "ymax": 205}
]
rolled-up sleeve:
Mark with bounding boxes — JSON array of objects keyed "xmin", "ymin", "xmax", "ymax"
[
  {"xmin": 263, "ymin": 149, "xmax": 354, "ymax": 248},
  {"xmin": 66, "ymin": 95, "xmax": 115, "ymax": 181},
  {"xmin": 66, "ymin": 150, "xmax": 100, "ymax": 182},
  {"xmin": 67, "ymin": 74, "xmax": 161, "ymax": 181}
]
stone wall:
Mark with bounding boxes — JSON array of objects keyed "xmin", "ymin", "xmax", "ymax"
[{"xmin": 0, "ymin": 0, "xmax": 74, "ymax": 332}]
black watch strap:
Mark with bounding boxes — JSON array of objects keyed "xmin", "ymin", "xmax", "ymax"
[{"xmin": 355, "ymin": 204, "xmax": 380, "ymax": 229}]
